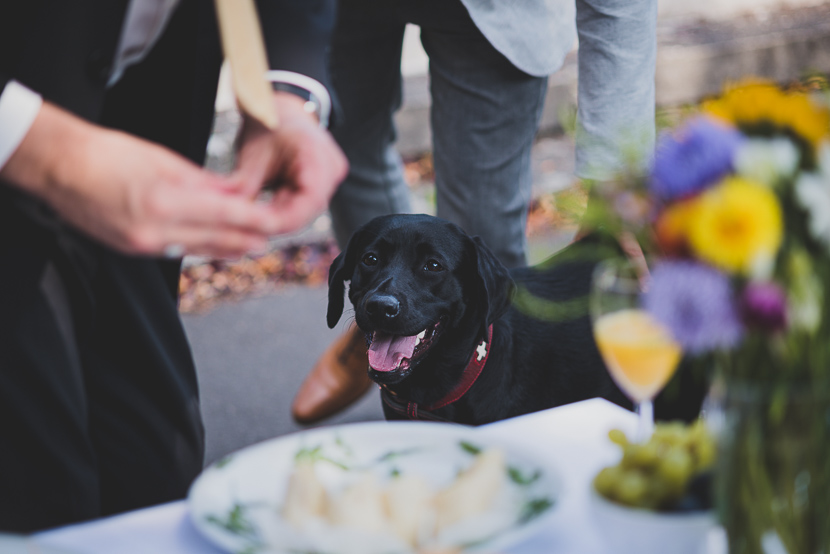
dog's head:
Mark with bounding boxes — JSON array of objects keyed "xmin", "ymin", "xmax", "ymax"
[{"xmin": 327, "ymin": 214, "xmax": 513, "ymax": 384}]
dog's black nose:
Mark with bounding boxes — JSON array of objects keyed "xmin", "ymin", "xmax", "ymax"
[{"xmin": 365, "ymin": 294, "xmax": 400, "ymax": 319}]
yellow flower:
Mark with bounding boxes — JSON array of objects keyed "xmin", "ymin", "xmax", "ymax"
[
  {"xmin": 703, "ymin": 80, "xmax": 830, "ymax": 151},
  {"xmin": 687, "ymin": 177, "xmax": 783, "ymax": 276},
  {"xmin": 655, "ymin": 198, "xmax": 699, "ymax": 255}
]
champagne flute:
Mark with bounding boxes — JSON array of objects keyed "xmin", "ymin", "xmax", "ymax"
[{"xmin": 590, "ymin": 257, "xmax": 682, "ymax": 442}]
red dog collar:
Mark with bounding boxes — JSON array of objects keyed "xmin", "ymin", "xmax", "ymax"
[{"xmin": 381, "ymin": 324, "xmax": 493, "ymax": 421}]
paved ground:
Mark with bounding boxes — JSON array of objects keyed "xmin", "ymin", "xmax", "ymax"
[{"xmin": 182, "ymin": 286, "xmax": 384, "ymax": 465}]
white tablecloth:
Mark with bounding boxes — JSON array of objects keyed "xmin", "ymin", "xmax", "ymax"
[{"xmin": 32, "ymin": 399, "xmax": 725, "ymax": 554}]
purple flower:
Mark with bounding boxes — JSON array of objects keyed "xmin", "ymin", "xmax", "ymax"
[
  {"xmin": 643, "ymin": 261, "xmax": 743, "ymax": 354},
  {"xmin": 650, "ymin": 116, "xmax": 744, "ymax": 201},
  {"xmin": 741, "ymin": 282, "xmax": 788, "ymax": 332}
]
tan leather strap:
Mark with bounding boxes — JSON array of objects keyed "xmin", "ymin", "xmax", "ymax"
[{"xmin": 214, "ymin": 0, "xmax": 278, "ymax": 129}]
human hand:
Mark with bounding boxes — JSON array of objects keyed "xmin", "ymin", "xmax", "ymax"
[
  {"xmin": 0, "ymin": 102, "xmax": 282, "ymax": 258},
  {"xmin": 233, "ymin": 92, "xmax": 348, "ymax": 234}
]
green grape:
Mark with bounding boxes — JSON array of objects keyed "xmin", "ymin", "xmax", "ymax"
[
  {"xmin": 693, "ymin": 433, "xmax": 716, "ymax": 471},
  {"xmin": 633, "ymin": 441, "xmax": 659, "ymax": 466},
  {"xmin": 596, "ymin": 420, "xmax": 716, "ymax": 511},
  {"xmin": 615, "ymin": 470, "xmax": 649, "ymax": 506},
  {"xmin": 657, "ymin": 446, "xmax": 693, "ymax": 491},
  {"xmin": 620, "ymin": 444, "xmax": 641, "ymax": 469},
  {"xmin": 689, "ymin": 418, "xmax": 707, "ymax": 437},
  {"xmin": 621, "ymin": 440, "xmax": 660, "ymax": 470},
  {"xmin": 608, "ymin": 428, "xmax": 628, "ymax": 446},
  {"xmin": 593, "ymin": 466, "xmax": 622, "ymax": 498},
  {"xmin": 653, "ymin": 421, "xmax": 686, "ymax": 447}
]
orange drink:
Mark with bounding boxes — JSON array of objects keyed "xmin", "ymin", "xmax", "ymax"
[{"xmin": 593, "ymin": 309, "xmax": 682, "ymax": 403}]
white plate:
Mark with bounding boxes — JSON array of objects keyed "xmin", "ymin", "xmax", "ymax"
[
  {"xmin": 1, "ymin": 534, "xmax": 81, "ymax": 554},
  {"xmin": 188, "ymin": 421, "xmax": 562, "ymax": 554}
]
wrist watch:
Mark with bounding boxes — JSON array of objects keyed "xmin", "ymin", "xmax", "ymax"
[{"xmin": 266, "ymin": 70, "xmax": 331, "ymax": 129}]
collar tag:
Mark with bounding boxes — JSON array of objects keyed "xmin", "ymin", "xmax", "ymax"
[{"xmin": 475, "ymin": 341, "xmax": 488, "ymax": 362}]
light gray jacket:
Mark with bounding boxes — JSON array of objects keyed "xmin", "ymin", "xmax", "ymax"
[{"xmin": 460, "ymin": 0, "xmax": 658, "ymax": 178}]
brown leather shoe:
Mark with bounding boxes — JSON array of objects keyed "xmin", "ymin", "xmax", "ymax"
[{"xmin": 292, "ymin": 325, "xmax": 373, "ymax": 424}]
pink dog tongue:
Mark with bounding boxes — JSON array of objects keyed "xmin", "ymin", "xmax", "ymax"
[{"xmin": 368, "ymin": 331, "xmax": 418, "ymax": 372}]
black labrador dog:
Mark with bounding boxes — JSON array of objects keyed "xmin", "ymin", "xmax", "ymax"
[{"xmin": 325, "ymin": 213, "xmax": 636, "ymax": 425}]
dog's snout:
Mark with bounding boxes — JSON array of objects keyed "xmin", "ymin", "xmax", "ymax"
[{"xmin": 366, "ymin": 294, "xmax": 400, "ymax": 319}]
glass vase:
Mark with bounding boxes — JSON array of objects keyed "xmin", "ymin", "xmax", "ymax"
[{"xmin": 711, "ymin": 380, "xmax": 830, "ymax": 554}]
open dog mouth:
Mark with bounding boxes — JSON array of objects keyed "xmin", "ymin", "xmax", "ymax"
[{"xmin": 366, "ymin": 319, "xmax": 443, "ymax": 381}]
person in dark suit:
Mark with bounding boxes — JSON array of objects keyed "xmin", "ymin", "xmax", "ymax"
[{"xmin": 0, "ymin": 0, "xmax": 345, "ymax": 533}]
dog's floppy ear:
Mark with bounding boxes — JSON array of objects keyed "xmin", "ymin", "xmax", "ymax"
[
  {"xmin": 470, "ymin": 236, "xmax": 514, "ymax": 337},
  {"xmin": 326, "ymin": 227, "xmax": 370, "ymax": 329},
  {"xmin": 326, "ymin": 251, "xmax": 350, "ymax": 329}
]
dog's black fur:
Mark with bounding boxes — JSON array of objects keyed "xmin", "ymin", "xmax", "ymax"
[{"xmin": 325, "ymin": 214, "xmax": 643, "ymax": 425}]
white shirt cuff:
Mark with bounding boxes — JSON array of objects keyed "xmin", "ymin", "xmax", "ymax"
[{"xmin": 0, "ymin": 80, "xmax": 44, "ymax": 171}]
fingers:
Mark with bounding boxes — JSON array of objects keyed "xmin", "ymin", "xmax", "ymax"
[
  {"xmin": 124, "ymin": 183, "xmax": 281, "ymax": 258},
  {"xmin": 230, "ymin": 120, "xmax": 276, "ymax": 197},
  {"xmin": 122, "ymin": 216, "xmax": 271, "ymax": 259},
  {"xmin": 189, "ymin": 99, "xmax": 348, "ymax": 242},
  {"xmin": 233, "ymin": 98, "xmax": 348, "ymax": 202},
  {"xmin": 159, "ymin": 227, "xmax": 270, "ymax": 260},
  {"xmin": 122, "ymin": 210, "xmax": 272, "ymax": 259},
  {"xmin": 161, "ymin": 183, "xmax": 281, "ymax": 233},
  {"xmin": 258, "ymin": 153, "xmax": 347, "ymax": 234},
  {"xmin": 264, "ymin": 183, "xmax": 330, "ymax": 235}
]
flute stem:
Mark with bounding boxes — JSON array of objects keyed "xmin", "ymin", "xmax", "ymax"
[{"xmin": 636, "ymin": 399, "xmax": 654, "ymax": 443}]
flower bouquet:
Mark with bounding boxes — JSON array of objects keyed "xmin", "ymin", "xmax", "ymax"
[{"xmin": 585, "ymin": 79, "xmax": 830, "ymax": 553}]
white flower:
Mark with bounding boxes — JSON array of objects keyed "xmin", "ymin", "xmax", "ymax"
[
  {"xmin": 749, "ymin": 252, "xmax": 775, "ymax": 282},
  {"xmin": 795, "ymin": 142, "xmax": 830, "ymax": 249},
  {"xmin": 788, "ymin": 273, "xmax": 823, "ymax": 334},
  {"xmin": 817, "ymin": 140, "xmax": 830, "ymax": 172},
  {"xmin": 734, "ymin": 137, "xmax": 800, "ymax": 187},
  {"xmin": 786, "ymin": 250, "xmax": 824, "ymax": 334}
]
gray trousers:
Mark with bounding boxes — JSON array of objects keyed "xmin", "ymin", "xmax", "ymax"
[{"xmin": 328, "ymin": 0, "xmax": 548, "ymax": 268}]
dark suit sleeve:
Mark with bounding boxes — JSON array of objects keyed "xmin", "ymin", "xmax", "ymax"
[{"xmin": 256, "ymin": 0, "xmax": 337, "ymax": 91}]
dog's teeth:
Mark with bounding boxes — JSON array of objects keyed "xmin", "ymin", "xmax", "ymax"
[{"xmin": 417, "ymin": 330, "xmax": 426, "ymax": 340}]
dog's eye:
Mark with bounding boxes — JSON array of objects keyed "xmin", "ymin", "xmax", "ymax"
[
  {"xmin": 424, "ymin": 259, "xmax": 444, "ymax": 272},
  {"xmin": 362, "ymin": 253, "xmax": 378, "ymax": 266}
]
